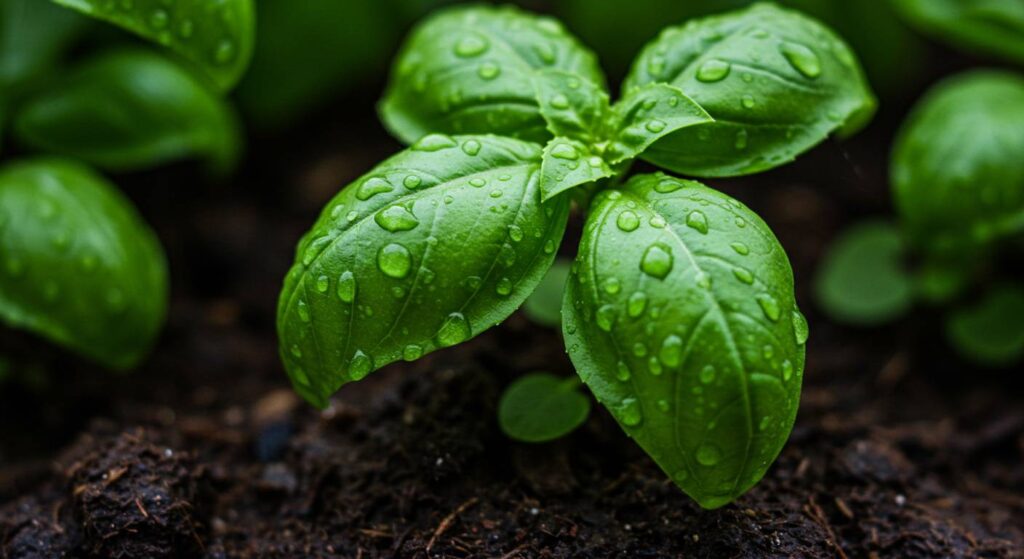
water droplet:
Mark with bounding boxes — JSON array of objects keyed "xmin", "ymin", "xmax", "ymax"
[
  {"xmin": 686, "ymin": 211, "xmax": 708, "ymax": 234},
  {"xmin": 756, "ymin": 293, "xmax": 781, "ymax": 322},
  {"xmin": 696, "ymin": 59, "xmax": 730, "ymax": 82},
  {"xmin": 792, "ymin": 310, "xmax": 809, "ymax": 345},
  {"xmin": 436, "ymin": 312, "xmax": 471, "ymax": 347},
  {"xmin": 741, "ymin": 94, "xmax": 756, "ymax": 109},
  {"xmin": 337, "ymin": 271, "xmax": 356, "ymax": 303},
  {"xmin": 646, "ymin": 119, "xmax": 667, "ymax": 133},
  {"xmin": 496, "ymin": 277, "xmax": 513, "ymax": 296},
  {"xmin": 779, "ymin": 41, "xmax": 821, "ymax": 78},
  {"xmin": 550, "ymin": 94, "xmax": 570, "ymax": 109},
  {"xmin": 403, "ymin": 175, "xmax": 422, "ymax": 189},
  {"xmin": 454, "ymin": 35, "xmax": 489, "ymax": 57},
  {"xmin": 349, "ymin": 351, "xmax": 373, "ymax": 380},
  {"xmin": 647, "ymin": 54, "xmax": 666, "ymax": 76},
  {"xmin": 640, "ymin": 243, "xmax": 673, "ymax": 279},
  {"xmin": 290, "ymin": 344, "xmax": 302, "ymax": 358},
  {"xmin": 375, "ymin": 205, "xmax": 419, "ymax": 232},
  {"xmin": 616, "ymin": 210, "xmax": 640, "ymax": 232},
  {"xmin": 543, "ymin": 239, "xmax": 556, "ymax": 254},
  {"xmin": 148, "ymin": 8, "xmax": 168, "ymax": 28},
  {"xmin": 648, "ymin": 357, "xmax": 664, "ymax": 376},
  {"xmin": 478, "ymin": 62, "xmax": 500, "ymax": 80},
  {"xmin": 616, "ymin": 361, "xmax": 632, "ymax": 381},
  {"xmin": 781, "ymin": 359, "xmax": 794, "ymax": 381},
  {"xmin": 731, "ymin": 242, "xmax": 749, "ymax": 255},
  {"xmin": 596, "ymin": 304, "xmax": 616, "ymax": 332},
  {"xmin": 735, "ymin": 129, "xmax": 748, "ymax": 150},
  {"xmin": 315, "ymin": 275, "xmax": 330, "ymax": 293},
  {"xmin": 551, "ymin": 143, "xmax": 579, "ymax": 160},
  {"xmin": 413, "ymin": 134, "xmax": 458, "ymax": 152},
  {"xmin": 603, "ymin": 277, "xmax": 621, "ymax": 295},
  {"xmin": 378, "ymin": 243, "xmax": 412, "ymax": 279},
  {"xmin": 696, "ymin": 443, "xmax": 722, "ymax": 466},
  {"xmin": 461, "ymin": 139, "xmax": 482, "ymax": 156},
  {"xmin": 214, "ymin": 40, "xmax": 235, "ymax": 64},
  {"xmin": 507, "ymin": 224, "xmax": 524, "ymax": 242},
  {"xmin": 655, "ymin": 179, "xmax": 683, "ymax": 193},
  {"xmin": 660, "ymin": 334, "xmax": 683, "ymax": 367},
  {"xmin": 733, "ymin": 267, "xmax": 754, "ymax": 284},
  {"xmin": 649, "ymin": 216, "xmax": 667, "ymax": 228},
  {"xmin": 470, "ymin": 178, "xmax": 487, "ymax": 188},
  {"xmin": 759, "ymin": 416, "xmax": 772, "ymax": 431},
  {"xmin": 297, "ymin": 300, "xmax": 311, "ymax": 322},
  {"xmin": 627, "ymin": 292, "xmax": 647, "ymax": 318},
  {"xmin": 700, "ymin": 365, "xmax": 716, "ymax": 384},
  {"xmin": 619, "ymin": 398, "xmax": 643, "ymax": 426},
  {"xmin": 356, "ymin": 177, "xmax": 394, "ymax": 200},
  {"xmin": 403, "ymin": 344, "xmax": 424, "ymax": 361}
]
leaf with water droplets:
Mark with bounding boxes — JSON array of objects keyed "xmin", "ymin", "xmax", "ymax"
[
  {"xmin": 893, "ymin": 0, "xmax": 1024, "ymax": 65},
  {"xmin": 531, "ymin": 69, "xmax": 611, "ymax": 142},
  {"xmin": 539, "ymin": 137, "xmax": 616, "ymax": 202},
  {"xmin": 0, "ymin": 158, "xmax": 168, "ymax": 369},
  {"xmin": 606, "ymin": 83, "xmax": 712, "ymax": 164},
  {"xmin": 14, "ymin": 49, "xmax": 240, "ymax": 173},
  {"xmin": 892, "ymin": 71, "xmax": 1024, "ymax": 253},
  {"xmin": 563, "ymin": 172, "xmax": 805, "ymax": 509},
  {"xmin": 277, "ymin": 135, "xmax": 569, "ymax": 407},
  {"xmin": 49, "ymin": 0, "xmax": 254, "ymax": 91},
  {"xmin": 380, "ymin": 4, "xmax": 605, "ymax": 145},
  {"xmin": 499, "ymin": 372, "xmax": 591, "ymax": 442},
  {"xmin": 622, "ymin": 3, "xmax": 875, "ymax": 177}
]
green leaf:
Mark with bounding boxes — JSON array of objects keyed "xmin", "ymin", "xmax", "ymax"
[
  {"xmin": 379, "ymin": 4, "xmax": 606, "ymax": 145},
  {"xmin": 893, "ymin": 0, "xmax": 1024, "ymax": 64},
  {"xmin": 523, "ymin": 258, "xmax": 571, "ymax": 327},
  {"xmin": 892, "ymin": 71, "xmax": 1024, "ymax": 253},
  {"xmin": 540, "ymin": 137, "xmax": 616, "ymax": 202},
  {"xmin": 13, "ymin": 49, "xmax": 240, "ymax": 173},
  {"xmin": 946, "ymin": 285, "xmax": 1024, "ymax": 366},
  {"xmin": 277, "ymin": 134, "xmax": 570, "ymax": 408},
  {"xmin": 562, "ymin": 173, "xmax": 806, "ymax": 509},
  {"xmin": 498, "ymin": 372, "xmax": 591, "ymax": 442},
  {"xmin": 532, "ymin": 69, "xmax": 610, "ymax": 142},
  {"xmin": 1, "ymin": 0, "xmax": 88, "ymax": 93},
  {"xmin": 0, "ymin": 158, "xmax": 168, "ymax": 369},
  {"xmin": 813, "ymin": 221, "xmax": 913, "ymax": 326},
  {"xmin": 49, "ymin": 0, "xmax": 255, "ymax": 92},
  {"xmin": 622, "ymin": 2, "xmax": 876, "ymax": 177},
  {"xmin": 606, "ymin": 82, "xmax": 713, "ymax": 164}
]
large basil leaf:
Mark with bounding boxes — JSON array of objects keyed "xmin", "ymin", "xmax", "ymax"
[
  {"xmin": 14, "ymin": 49, "xmax": 240, "ymax": 173},
  {"xmin": 892, "ymin": 71, "xmax": 1024, "ymax": 252},
  {"xmin": 49, "ymin": 0, "xmax": 255, "ymax": 91},
  {"xmin": 622, "ymin": 2, "xmax": 875, "ymax": 177},
  {"xmin": 893, "ymin": 0, "xmax": 1024, "ymax": 64},
  {"xmin": 379, "ymin": 5, "xmax": 606, "ymax": 145},
  {"xmin": 563, "ymin": 173, "xmax": 806, "ymax": 509},
  {"xmin": 277, "ymin": 134, "xmax": 570, "ymax": 408},
  {"xmin": 0, "ymin": 158, "xmax": 168, "ymax": 369},
  {"xmin": 1, "ymin": 0, "xmax": 87, "ymax": 94}
]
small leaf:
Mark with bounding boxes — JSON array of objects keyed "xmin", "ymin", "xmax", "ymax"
[
  {"xmin": 49, "ymin": 0, "xmax": 255, "ymax": 91},
  {"xmin": 540, "ymin": 137, "xmax": 616, "ymax": 201},
  {"xmin": 379, "ymin": 4, "xmax": 606, "ymax": 145},
  {"xmin": 814, "ymin": 221, "xmax": 913, "ymax": 326},
  {"xmin": 277, "ymin": 135, "xmax": 569, "ymax": 408},
  {"xmin": 563, "ymin": 173, "xmax": 805, "ymax": 509},
  {"xmin": 893, "ymin": 0, "xmax": 1024, "ymax": 64},
  {"xmin": 499, "ymin": 372, "xmax": 591, "ymax": 442},
  {"xmin": 523, "ymin": 259, "xmax": 571, "ymax": 327},
  {"xmin": 0, "ymin": 0, "xmax": 88, "ymax": 93},
  {"xmin": 892, "ymin": 71, "xmax": 1024, "ymax": 252},
  {"xmin": 0, "ymin": 158, "xmax": 168, "ymax": 369},
  {"xmin": 532, "ymin": 69, "xmax": 610, "ymax": 142},
  {"xmin": 946, "ymin": 285, "xmax": 1024, "ymax": 366},
  {"xmin": 622, "ymin": 3, "xmax": 876, "ymax": 177},
  {"xmin": 607, "ymin": 82, "xmax": 712, "ymax": 164},
  {"xmin": 14, "ymin": 49, "xmax": 240, "ymax": 173}
]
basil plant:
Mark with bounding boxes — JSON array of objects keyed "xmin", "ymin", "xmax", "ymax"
[{"xmin": 277, "ymin": 3, "xmax": 874, "ymax": 508}]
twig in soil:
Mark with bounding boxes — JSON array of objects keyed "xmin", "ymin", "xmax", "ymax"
[
  {"xmin": 499, "ymin": 544, "xmax": 529, "ymax": 559},
  {"xmin": 425, "ymin": 497, "xmax": 478, "ymax": 553},
  {"xmin": 804, "ymin": 495, "xmax": 849, "ymax": 559},
  {"xmin": 134, "ymin": 497, "xmax": 150, "ymax": 519}
]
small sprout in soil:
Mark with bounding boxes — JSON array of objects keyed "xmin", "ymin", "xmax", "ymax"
[
  {"xmin": 523, "ymin": 259, "xmax": 572, "ymax": 328},
  {"xmin": 498, "ymin": 372, "xmax": 591, "ymax": 443},
  {"xmin": 277, "ymin": 2, "xmax": 876, "ymax": 509}
]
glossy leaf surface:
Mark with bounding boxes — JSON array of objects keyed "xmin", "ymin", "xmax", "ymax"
[
  {"xmin": 50, "ymin": 0, "xmax": 254, "ymax": 91},
  {"xmin": 892, "ymin": 71, "xmax": 1024, "ymax": 252},
  {"xmin": 563, "ymin": 173, "xmax": 806, "ymax": 508},
  {"xmin": 623, "ymin": 2, "xmax": 875, "ymax": 177},
  {"xmin": 499, "ymin": 372, "xmax": 591, "ymax": 442},
  {"xmin": 0, "ymin": 159, "xmax": 168, "ymax": 369},
  {"xmin": 14, "ymin": 49, "xmax": 240, "ymax": 173},
  {"xmin": 277, "ymin": 135, "xmax": 569, "ymax": 407},
  {"xmin": 539, "ymin": 137, "xmax": 616, "ymax": 201},
  {"xmin": 1, "ymin": 0, "xmax": 87, "ymax": 93},
  {"xmin": 380, "ymin": 4, "xmax": 605, "ymax": 145}
]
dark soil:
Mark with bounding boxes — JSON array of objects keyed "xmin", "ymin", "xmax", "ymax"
[{"xmin": 2, "ymin": 45, "xmax": 1023, "ymax": 559}]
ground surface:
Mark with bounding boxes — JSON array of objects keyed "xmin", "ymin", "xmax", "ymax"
[{"xmin": 2, "ymin": 39, "xmax": 1023, "ymax": 559}]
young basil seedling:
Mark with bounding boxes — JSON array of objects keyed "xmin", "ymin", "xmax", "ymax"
[
  {"xmin": 499, "ymin": 372, "xmax": 591, "ymax": 442},
  {"xmin": 49, "ymin": 0, "xmax": 255, "ymax": 91},
  {"xmin": 279, "ymin": 3, "xmax": 874, "ymax": 508},
  {"xmin": 0, "ymin": 159, "xmax": 168, "ymax": 369}
]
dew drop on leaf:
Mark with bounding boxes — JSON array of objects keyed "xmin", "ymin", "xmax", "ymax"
[
  {"xmin": 375, "ymin": 205, "xmax": 419, "ymax": 232},
  {"xmin": 616, "ymin": 360, "xmax": 632, "ymax": 381},
  {"xmin": 619, "ymin": 398, "xmax": 643, "ymax": 426},
  {"xmin": 454, "ymin": 35, "xmax": 489, "ymax": 57},
  {"xmin": 595, "ymin": 304, "xmax": 616, "ymax": 332},
  {"xmin": 700, "ymin": 364, "xmax": 716, "ymax": 384},
  {"xmin": 627, "ymin": 292, "xmax": 647, "ymax": 318},
  {"xmin": 461, "ymin": 139, "xmax": 482, "ymax": 156},
  {"xmin": 779, "ymin": 41, "xmax": 821, "ymax": 78},
  {"xmin": 686, "ymin": 210, "xmax": 709, "ymax": 234},
  {"xmin": 356, "ymin": 177, "xmax": 394, "ymax": 201},
  {"xmin": 756, "ymin": 293, "xmax": 782, "ymax": 322},
  {"xmin": 349, "ymin": 350, "xmax": 373, "ymax": 380},
  {"xmin": 337, "ymin": 271, "xmax": 356, "ymax": 303},
  {"xmin": 640, "ymin": 243, "xmax": 673, "ymax": 279},
  {"xmin": 696, "ymin": 59, "xmax": 730, "ymax": 82},
  {"xmin": 792, "ymin": 309, "xmax": 810, "ymax": 345},
  {"xmin": 436, "ymin": 312, "xmax": 471, "ymax": 347},
  {"xmin": 616, "ymin": 210, "xmax": 640, "ymax": 232},
  {"xmin": 377, "ymin": 243, "xmax": 412, "ymax": 279},
  {"xmin": 696, "ymin": 443, "xmax": 722, "ymax": 466},
  {"xmin": 551, "ymin": 143, "xmax": 579, "ymax": 160},
  {"xmin": 659, "ymin": 334, "xmax": 683, "ymax": 367}
]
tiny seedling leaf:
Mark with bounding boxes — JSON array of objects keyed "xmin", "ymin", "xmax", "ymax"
[
  {"xmin": 499, "ymin": 372, "xmax": 591, "ymax": 442},
  {"xmin": 523, "ymin": 258, "xmax": 571, "ymax": 328},
  {"xmin": 946, "ymin": 285, "xmax": 1024, "ymax": 366}
]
